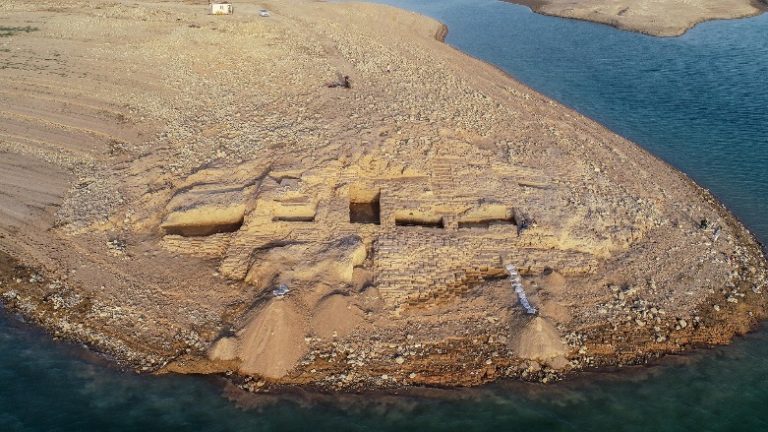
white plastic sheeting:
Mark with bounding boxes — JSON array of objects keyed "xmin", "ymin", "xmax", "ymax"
[
  {"xmin": 505, "ymin": 264, "xmax": 537, "ymax": 314},
  {"xmin": 272, "ymin": 284, "xmax": 290, "ymax": 298}
]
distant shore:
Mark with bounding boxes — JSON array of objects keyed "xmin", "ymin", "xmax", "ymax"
[{"xmin": 504, "ymin": 0, "xmax": 767, "ymax": 37}]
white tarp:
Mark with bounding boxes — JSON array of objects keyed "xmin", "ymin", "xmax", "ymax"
[{"xmin": 505, "ymin": 264, "xmax": 537, "ymax": 314}]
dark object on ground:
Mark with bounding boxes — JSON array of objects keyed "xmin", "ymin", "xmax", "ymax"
[
  {"xmin": 0, "ymin": 26, "xmax": 38, "ymax": 37},
  {"xmin": 327, "ymin": 73, "xmax": 351, "ymax": 89},
  {"xmin": 700, "ymin": 218, "xmax": 709, "ymax": 229},
  {"xmin": 515, "ymin": 213, "xmax": 535, "ymax": 236}
]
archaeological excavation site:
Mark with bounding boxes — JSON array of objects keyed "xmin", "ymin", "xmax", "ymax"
[{"xmin": 0, "ymin": 0, "xmax": 766, "ymax": 391}]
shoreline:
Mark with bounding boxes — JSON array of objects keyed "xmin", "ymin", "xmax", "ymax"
[
  {"xmin": 0, "ymin": 0, "xmax": 766, "ymax": 393},
  {"xmin": 1, "ymin": 276, "xmax": 766, "ymax": 398},
  {"xmin": 7, "ymin": 289, "xmax": 763, "ymax": 408},
  {"xmin": 417, "ymin": 6, "xmax": 768, "ymax": 253},
  {"xmin": 503, "ymin": 0, "xmax": 768, "ymax": 37}
]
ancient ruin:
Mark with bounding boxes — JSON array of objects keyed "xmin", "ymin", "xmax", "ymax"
[{"xmin": 0, "ymin": 0, "xmax": 765, "ymax": 390}]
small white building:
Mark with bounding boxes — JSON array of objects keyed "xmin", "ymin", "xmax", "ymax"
[{"xmin": 210, "ymin": 2, "xmax": 234, "ymax": 15}]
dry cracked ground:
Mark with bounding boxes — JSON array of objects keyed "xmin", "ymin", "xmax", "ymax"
[{"xmin": 0, "ymin": 0, "xmax": 766, "ymax": 391}]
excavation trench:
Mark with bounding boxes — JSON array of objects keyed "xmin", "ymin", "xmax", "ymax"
[{"xmin": 163, "ymin": 219, "xmax": 244, "ymax": 237}]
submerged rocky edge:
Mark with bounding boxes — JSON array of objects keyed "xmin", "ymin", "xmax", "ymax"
[{"xmin": 0, "ymin": 0, "xmax": 766, "ymax": 392}]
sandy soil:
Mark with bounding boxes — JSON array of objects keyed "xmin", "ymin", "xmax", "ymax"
[
  {"xmin": 0, "ymin": 0, "xmax": 766, "ymax": 391},
  {"xmin": 507, "ymin": 0, "xmax": 767, "ymax": 37}
]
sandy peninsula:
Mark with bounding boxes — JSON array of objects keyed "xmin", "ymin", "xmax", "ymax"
[
  {"xmin": 508, "ymin": 0, "xmax": 767, "ymax": 36},
  {"xmin": 0, "ymin": 0, "xmax": 766, "ymax": 391}
]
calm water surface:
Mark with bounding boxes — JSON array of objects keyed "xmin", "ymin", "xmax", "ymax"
[{"xmin": 2, "ymin": 2, "xmax": 767, "ymax": 430}]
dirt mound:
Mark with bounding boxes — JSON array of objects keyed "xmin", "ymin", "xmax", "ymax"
[
  {"xmin": 541, "ymin": 270, "xmax": 567, "ymax": 295},
  {"xmin": 311, "ymin": 294, "xmax": 369, "ymax": 339},
  {"xmin": 512, "ymin": 317, "xmax": 568, "ymax": 360},
  {"xmin": 210, "ymin": 299, "xmax": 308, "ymax": 379}
]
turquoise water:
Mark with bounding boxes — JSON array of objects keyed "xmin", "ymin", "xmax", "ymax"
[{"xmin": 2, "ymin": 2, "xmax": 768, "ymax": 430}]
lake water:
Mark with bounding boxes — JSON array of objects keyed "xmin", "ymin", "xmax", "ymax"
[{"xmin": 2, "ymin": 2, "xmax": 767, "ymax": 430}]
